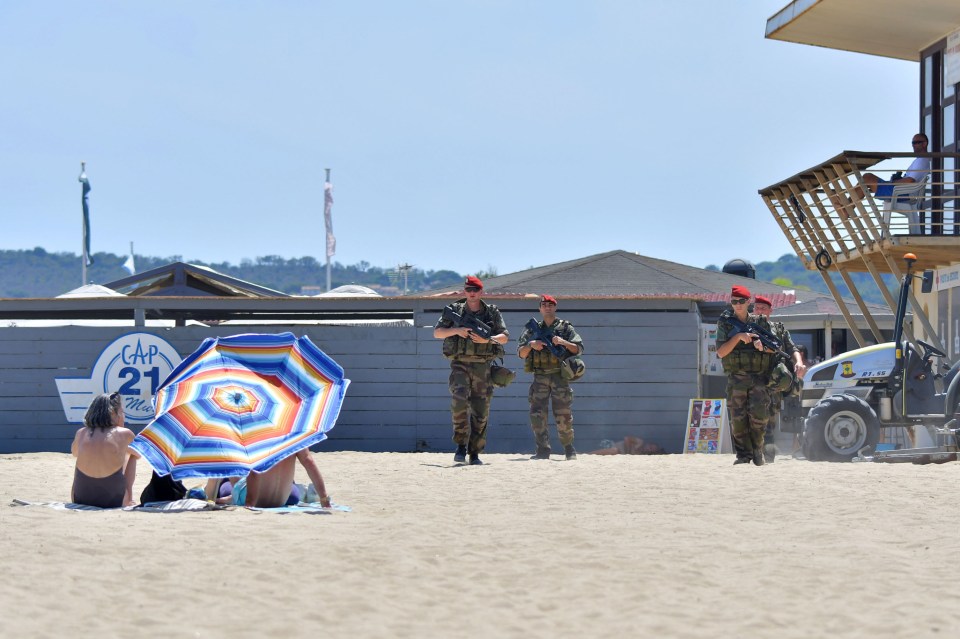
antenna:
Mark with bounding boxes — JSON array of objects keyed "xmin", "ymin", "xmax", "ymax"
[{"xmin": 397, "ymin": 263, "xmax": 414, "ymax": 296}]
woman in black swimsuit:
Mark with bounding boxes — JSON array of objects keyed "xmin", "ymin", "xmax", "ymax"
[{"xmin": 71, "ymin": 393, "xmax": 140, "ymax": 507}]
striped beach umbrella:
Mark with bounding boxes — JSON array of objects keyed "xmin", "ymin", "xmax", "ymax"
[{"xmin": 131, "ymin": 333, "xmax": 349, "ymax": 480}]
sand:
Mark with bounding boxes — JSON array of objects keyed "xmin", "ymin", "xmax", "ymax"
[{"xmin": 1, "ymin": 450, "xmax": 958, "ymax": 638}]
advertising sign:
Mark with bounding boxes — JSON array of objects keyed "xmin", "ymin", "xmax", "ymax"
[
  {"xmin": 683, "ymin": 398, "xmax": 731, "ymax": 454},
  {"xmin": 55, "ymin": 332, "xmax": 182, "ymax": 424},
  {"xmin": 700, "ymin": 324, "xmax": 723, "ymax": 376},
  {"xmin": 945, "ymin": 29, "xmax": 960, "ymax": 89},
  {"xmin": 936, "ymin": 264, "xmax": 960, "ymax": 291}
]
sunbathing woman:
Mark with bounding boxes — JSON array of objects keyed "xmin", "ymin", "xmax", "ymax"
[{"xmin": 71, "ymin": 393, "xmax": 140, "ymax": 507}]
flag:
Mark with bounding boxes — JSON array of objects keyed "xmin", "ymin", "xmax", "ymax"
[
  {"xmin": 122, "ymin": 251, "xmax": 136, "ymax": 276},
  {"xmin": 79, "ymin": 170, "xmax": 93, "ymax": 266},
  {"xmin": 324, "ymin": 178, "xmax": 336, "ymax": 259}
]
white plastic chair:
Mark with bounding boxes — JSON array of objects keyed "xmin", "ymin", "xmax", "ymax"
[{"xmin": 881, "ymin": 175, "xmax": 929, "ymax": 236}]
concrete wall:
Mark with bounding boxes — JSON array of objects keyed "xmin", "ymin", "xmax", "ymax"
[{"xmin": 0, "ymin": 298, "xmax": 702, "ymax": 454}]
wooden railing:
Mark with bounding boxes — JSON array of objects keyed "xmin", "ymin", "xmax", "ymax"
[{"xmin": 758, "ymin": 150, "xmax": 959, "ymax": 350}]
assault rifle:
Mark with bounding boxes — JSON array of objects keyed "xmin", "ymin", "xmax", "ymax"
[
  {"xmin": 523, "ymin": 318, "xmax": 569, "ymax": 359},
  {"xmin": 726, "ymin": 315, "xmax": 790, "ymax": 362},
  {"xmin": 441, "ymin": 305, "xmax": 494, "ymax": 340}
]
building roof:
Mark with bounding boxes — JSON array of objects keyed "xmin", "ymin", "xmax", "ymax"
[
  {"xmin": 104, "ymin": 262, "xmax": 289, "ymax": 298},
  {"xmin": 57, "ymin": 284, "xmax": 126, "ymax": 298},
  {"xmin": 771, "ymin": 296, "xmax": 896, "ymax": 320},
  {"xmin": 428, "ymin": 250, "xmax": 827, "ymax": 308},
  {"xmin": 766, "ymin": 0, "xmax": 960, "ymax": 62},
  {"xmin": 314, "ymin": 285, "xmax": 381, "ymax": 298}
]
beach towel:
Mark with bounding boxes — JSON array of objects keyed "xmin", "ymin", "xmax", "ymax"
[
  {"xmin": 11, "ymin": 497, "xmax": 349, "ymax": 514},
  {"xmin": 11, "ymin": 498, "xmax": 224, "ymax": 512},
  {"xmin": 241, "ymin": 502, "xmax": 352, "ymax": 515}
]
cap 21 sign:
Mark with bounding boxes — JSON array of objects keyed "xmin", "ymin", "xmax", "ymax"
[{"xmin": 55, "ymin": 333, "xmax": 182, "ymax": 424}]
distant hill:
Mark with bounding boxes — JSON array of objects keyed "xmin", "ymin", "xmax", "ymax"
[
  {"xmin": 0, "ymin": 248, "xmax": 896, "ymax": 303},
  {"xmin": 705, "ymin": 253, "xmax": 897, "ymax": 306},
  {"xmin": 0, "ymin": 248, "xmax": 464, "ymax": 298}
]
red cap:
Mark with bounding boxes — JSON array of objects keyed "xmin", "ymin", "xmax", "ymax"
[
  {"xmin": 731, "ymin": 285, "xmax": 751, "ymax": 299},
  {"xmin": 539, "ymin": 294, "xmax": 557, "ymax": 306},
  {"xmin": 464, "ymin": 275, "xmax": 483, "ymax": 290},
  {"xmin": 754, "ymin": 294, "xmax": 772, "ymax": 307}
]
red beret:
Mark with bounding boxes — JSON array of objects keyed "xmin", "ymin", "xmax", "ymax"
[
  {"xmin": 731, "ymin": 285, "xmax": 751, "ymax": 299},
  {"xmin": 464, "ymin": 275, "xmax": 483, "ymax": 290},
  {"xmin": 539, "ymin": 294, "xmax": 557, "ymax": 306},
  {"xmin": 754, "ymin": 294, "xmax": 772, "ymax": 307}
]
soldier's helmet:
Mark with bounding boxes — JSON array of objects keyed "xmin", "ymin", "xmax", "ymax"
[
  {"xmin": 768, "ymin": 361, "xmax": 794, "ymax": 392},
  {"xmin": 560, "ymin": 357, "xmax": 586, "ymax": 381},
  {"xmin": 490, "ymin": 364, "xmax": 516, "ymax": 388}
]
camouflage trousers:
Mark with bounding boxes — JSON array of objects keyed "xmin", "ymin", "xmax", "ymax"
[
  {"xmin": 449, "ymin": 360, "xmax": 494, "ymax": 454},
  {"xmin": 725, "ymin": 372, "xmax": 771, "ymax": 457},
  {"xmin": 528, "ymin": 372, "xmax": 574, "ymax": 449},
  {"xmin": 765, "ymin": 390, "xmax": 783, "ymax": 442}
]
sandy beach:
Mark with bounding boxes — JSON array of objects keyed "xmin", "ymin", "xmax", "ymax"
[{"xmin": 2, "ymin": 451, "xmax": 958, "ymax": 638}]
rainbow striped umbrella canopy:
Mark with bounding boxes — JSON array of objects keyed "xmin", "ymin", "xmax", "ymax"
[{"xmin": 131, "ymin": 332, "xmax": 349, "ymax": 480}]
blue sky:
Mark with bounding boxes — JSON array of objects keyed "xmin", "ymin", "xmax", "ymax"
[{"xmin": 0, "ymin": 1, "xmax": 919, "ymax": 277}]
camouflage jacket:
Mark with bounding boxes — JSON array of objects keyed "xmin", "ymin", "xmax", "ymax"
[
  {"xmin": 517, "ymin": 318, "xmax": 583, "ymax": 373},
  {"xmin": 435, "ymin": 299, "xmax": 507, "ymax": 362},
  {"xmin": 715, "ymin": 309, "xmax": 773, "ymax": 375},
  {"xmin": 755, "ymin": 315, "xmax": 799, "ymax": 364}
]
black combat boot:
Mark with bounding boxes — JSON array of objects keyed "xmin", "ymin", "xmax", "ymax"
[
  {"xmin": 530, "ymin": 448, "xmax": 551, "ymax": 460},
  {"xmin": 752, "ymin": 448, "xmax": 765, "ymax": 466},
  {"xmin": 733, "ymin": 456, "xmax": 752, "ymax": 465},
  {"xmin": 763, "ymin": 443, "xmax": 777, "ymax": 464},
  {"xmin": 469, "ymin": 454, "xmax": 483, "ymax": 466},
  {"xmin": 564, "ymin": 445, "xmax": 577, "ymax": 460},
  {"xmin": 453, "ymin": 444, "xmax": 467, "ymax": 464}
]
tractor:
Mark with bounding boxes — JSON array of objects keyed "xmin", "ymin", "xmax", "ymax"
[{"xmin": 784, "ymin": 253, "xmax": 960, "ymax": 462}]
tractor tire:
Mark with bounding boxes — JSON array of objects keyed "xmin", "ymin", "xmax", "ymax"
[{"xmin": 802, "ymin": 394, "xmax": 880, "ymax": 462}]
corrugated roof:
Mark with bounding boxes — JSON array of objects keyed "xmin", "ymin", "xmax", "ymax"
[
  {"xmin": 429, "ymin": 250, "xmax": 829, "ymax": 308},
  {"xmin": 772, "ymin": 296, "xmax": 895, "ymax": 318},
  {"xmin": 104, "ymin": 262, "xmax": 289, "ymax": 298}
]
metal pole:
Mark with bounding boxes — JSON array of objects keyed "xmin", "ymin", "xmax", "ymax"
[
  {"xmin": 325, "ymin": 168, "xmax": 332, "ymax": 292},
  {"xmin": 397, "ymin": 263, "xmax": 413, "ymax": 295},
  {"xmin": 80, "ymin": 161, "xmax": 87, "ymax": 286}
]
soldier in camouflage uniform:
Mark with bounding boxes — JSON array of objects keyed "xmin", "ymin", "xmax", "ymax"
[
  {"xmin": 715, "ymin": 285, "xmax": 774, "ymax": 466},
  {"xmin": 752, "ymin": 295, "xmax": 807, "ymax": 463},
  {"xmin": 517, "ymin": 295, "xmax": 583, "ymax": 461},
  {"xmin": 433, "ymin": 276, "xmax": 509, "ymax": 466}
]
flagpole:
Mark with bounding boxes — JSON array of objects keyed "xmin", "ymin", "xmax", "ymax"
[
  {"xmin": 325, "ymin": 168, "xmax": 332, "ymax": 292},
  {"xmin": 79, "ymin": 161, "xmax": 88, "ymax": 286}
]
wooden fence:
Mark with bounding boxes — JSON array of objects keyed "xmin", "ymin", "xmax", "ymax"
[{"xmin": 0, "ymin": 297, "xmax": 702, "ymax": 454}]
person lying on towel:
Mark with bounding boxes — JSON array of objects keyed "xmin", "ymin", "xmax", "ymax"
[
  {"xmin": 206, "ymin": 449, "xmax": 331, "ymax": 508},
  {"xmin": 71, "ymin": 392, "xmax": 141, "ymax": 508}
]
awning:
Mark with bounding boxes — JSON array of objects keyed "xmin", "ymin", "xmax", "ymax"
[{"xmin": 766, "ymin": 0, "xmax": 960, "ymax": 61}]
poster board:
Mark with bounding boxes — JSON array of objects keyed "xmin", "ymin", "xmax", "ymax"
[
  {"xmin": 683, "ymin": 398, "xmax": 731, "ymax": 454},
  {"xmin": 700, "ymin": 324, "xmax": 723, "ymax": 376},
  {"xmin": 945, "ymin": 29, "xmax": 960, "ymax": 89}
]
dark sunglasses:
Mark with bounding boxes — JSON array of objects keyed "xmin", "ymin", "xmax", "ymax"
[
  {"xmin": 912, "ymin": 140, "xmax": 926, "ymax": 145},
  {"xmin": 730, "ymin": 298, "xmax": 748, "ymax": 305},
  {"xmin": 464, "ymin": 287, "xmax": 481, "ymax": 293}
]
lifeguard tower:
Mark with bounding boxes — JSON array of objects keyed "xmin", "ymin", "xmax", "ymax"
[{"xmin": 761, "ymin": 2, "xmax": 960, "ymax": 356}]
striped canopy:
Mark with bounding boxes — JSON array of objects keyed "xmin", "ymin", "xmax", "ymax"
[{"xmin": 131, "ymin": 332, "xmax": 349, "ymax": 480}]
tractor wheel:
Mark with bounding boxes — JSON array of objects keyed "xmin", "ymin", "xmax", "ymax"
[{"xmin": 802, "ymin": 394, "xmax": 880, "ymax": 462}]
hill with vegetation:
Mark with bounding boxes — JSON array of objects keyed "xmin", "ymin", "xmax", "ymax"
[
  {"xmin": 0, "ymin": 248, "xmax": 466, "ymax": 298},
  {"xmin": 0, "ymin": 248, "xmax": 895, "ymax": 303},
  {"xmin": 705, "ymin": 253, "xmax": 897, "ymax": 306}
]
